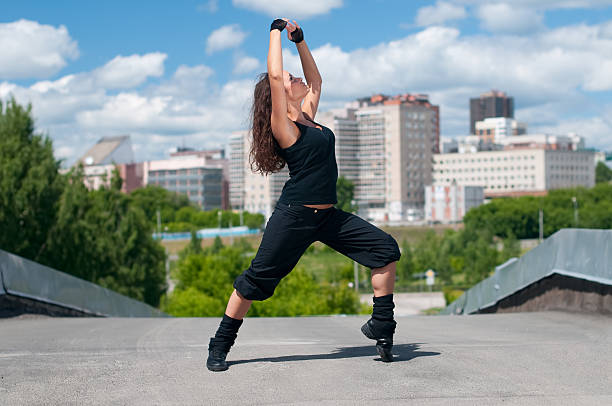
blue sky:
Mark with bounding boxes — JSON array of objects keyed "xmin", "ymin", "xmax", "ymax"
[{"xmin": 1, "ymin": 0, "xmax": 611, "ymax": 164}]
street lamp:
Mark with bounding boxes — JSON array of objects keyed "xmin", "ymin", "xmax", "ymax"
[{"xmin": 572, "ymin": 196, "xmax": 579, "ymax": 227}]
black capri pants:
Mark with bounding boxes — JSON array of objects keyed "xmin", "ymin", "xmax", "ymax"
[{"xmin": 234, "ymin": 201, "xmax": 401, "ymax": 301}]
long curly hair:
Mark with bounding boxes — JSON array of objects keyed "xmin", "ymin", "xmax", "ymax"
[{"xmin": 248, "ymin": 73, "xmax": 286, "ymax": 176}]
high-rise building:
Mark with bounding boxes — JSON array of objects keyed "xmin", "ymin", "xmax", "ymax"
[
  {"xmin": 319, "ymin": 93, "xmax": 439, "ymax": 222},
  {"xmin": 470, "ymin": 90, "xmax": 514, "ymax": 134}
]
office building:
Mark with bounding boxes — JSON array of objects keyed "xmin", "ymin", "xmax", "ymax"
[{"xmin": 470, "ymin": 90, "xmax": 514, "ymax": 134}]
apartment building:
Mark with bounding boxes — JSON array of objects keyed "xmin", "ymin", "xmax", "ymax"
[{"xmin": 432, "ymin": 148, "xmax": 595, "ymax": 197}]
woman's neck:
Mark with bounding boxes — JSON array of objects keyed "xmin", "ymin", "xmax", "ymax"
[{"xmin": 287, "ymin": 102, "xmax": 305, "ymax": 122}]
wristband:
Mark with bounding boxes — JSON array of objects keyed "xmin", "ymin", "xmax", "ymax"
[
  {"xmin": 270, "ymin": 19, "xmax": 287, "ymax": 32},
  {"xmin": 290, "ymin": 27, "xmax": 304, "ymax": 43}
]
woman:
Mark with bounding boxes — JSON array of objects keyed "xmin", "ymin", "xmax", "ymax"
[{"xmin": 207, "ymin": 18, "xmax": 401, "ymax": 372}]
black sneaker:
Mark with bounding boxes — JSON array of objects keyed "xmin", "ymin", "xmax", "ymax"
[
  {"xmin": 206, "ymin": 347, "xmax": 229, "ymax": 371},
  {"xmin": 361, "ymin": 318, "xmax": 396, "ymax": 362},
  {"xmin": 207, "ymin": 337, "xmax": 231, "ymax": 372}
]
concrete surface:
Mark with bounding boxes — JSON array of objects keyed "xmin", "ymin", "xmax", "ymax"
[
  {"xmin": 361, "ymin": 292, "xmax": 446, "ymax": 316},
  {"xmin": 1, "ymin": 312, "xmax": 611, "ymax": 405}
]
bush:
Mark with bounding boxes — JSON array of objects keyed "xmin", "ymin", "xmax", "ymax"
[
  {"xmin": 443, "ymin": 287, "xmax": 464, "ymax": 306},
  {"xmin": 163, "ymin": 242, "xmax": 366, "ymax": 317}
]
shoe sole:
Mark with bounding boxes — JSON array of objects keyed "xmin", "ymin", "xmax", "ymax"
[
  {"xmin": 361, "ymin": 322, "xmax": 394, "ymax": 362},
  {"xmin": 206, "ymin": 361, "xmax": 229, "ymax": 372},
  {"xmin": 376, "ymin": 344, "xmax": 394, "ymax": 362}
]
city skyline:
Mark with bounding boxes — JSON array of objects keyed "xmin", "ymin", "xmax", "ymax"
[{"xmin": 1, "ymin": 0, "xmax": 611, "ymax": 166}]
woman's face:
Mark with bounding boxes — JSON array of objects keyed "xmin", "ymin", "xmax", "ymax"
[{"xmin": 283, "ymin": 71, "xmax": 309, "ymax": 102}]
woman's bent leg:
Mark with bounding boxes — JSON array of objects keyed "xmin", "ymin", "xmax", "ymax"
[
  {"xmin": 225, "ymin": 289, "xmax": 252, "ymax": 320},
  {"xmin": 371, "ymin": 261, "xmax": 396, "ymax": 296}
]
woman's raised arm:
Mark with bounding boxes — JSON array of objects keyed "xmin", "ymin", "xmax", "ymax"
[
  {"xmin": 268, "ymin": 19, "xmax": 297, "ymax": 143},
  {"xmin": 287, "ymin": 20, "xmax": 322, "ymax": 120}
]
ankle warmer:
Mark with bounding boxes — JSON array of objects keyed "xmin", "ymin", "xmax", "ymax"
[
  {"xmin": 210, "ymin": 314, "xmax": 243, "ymax": 352},
  {"xmin": 372, "ymin": 294, "xmax": 395, "ymax": 321}
]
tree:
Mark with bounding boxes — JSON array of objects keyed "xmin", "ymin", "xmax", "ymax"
[
  {"xmin": 595, "ymin": 161, "xmax": 612, "ymax": 184},
  {"xmin": 44, "ymin": 166, "xmax": 167, "ymax": 306},
  {"xmin": 0, "ymin": 98, "xmax": 63, "ymax": 260},
  {"xmin": 336, "ymin": 176, "xmax": 358, "ymax": 212}
]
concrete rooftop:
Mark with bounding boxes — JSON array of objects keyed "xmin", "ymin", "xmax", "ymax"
[{"xmin": 1, "ymin": 312, "xmax": 611, "ymax": 405}]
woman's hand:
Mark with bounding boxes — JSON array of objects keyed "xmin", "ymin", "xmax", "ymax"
[
  {"xmin": 270, "ymin": 18, "xmax": 288, "ymax": 32},
  {"xmin": 286, "ymin": 20, "xmax": 304, "ymax": 43}
]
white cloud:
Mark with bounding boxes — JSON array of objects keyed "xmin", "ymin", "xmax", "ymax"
[
  {"xmin": 476, "ymin": 3, "xmax": 544, "ymax": 34},
  {"xmin": 197, "ymin": 0, "xmax": 218, "ymax": 13},
  {"xmin": 206, "ymin": 24, "xmax": 248, "ymax": 54},
  {"xmin": 232, "ymin": 0, "xmax": 342, "ymax": 19},
  {"xmin": 233, "ymin": 54, "xmax": 260, "ymax": 75},
  {"xmin": 0, "ymin": 19, "xmax": 79, "ymax": 80},
  {"xmin": 415, "ymin": 1, "xmax": 467, "ymax": 26},
  {"xmin": 151, "ymin": 64, "xmax": 215, "ymax": 99},
  {"xmin": 532, "ymin": 111, "xmax": 612, "ymax": 151},
  {"xmin": 94, "ymin": 53, "xmax": 166, "ymax": 89}
]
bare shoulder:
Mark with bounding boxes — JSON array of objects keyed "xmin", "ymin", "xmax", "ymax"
[{"xmin": 271, "ymin": 116, "xmax": 300, "ymax": 149}]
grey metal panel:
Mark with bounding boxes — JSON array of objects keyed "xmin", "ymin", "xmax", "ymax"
[
  {"xmin": 441, "ymin": 229, "xmax": 612, "ymax": 315},
  {"xmin": 0, "ymin": 249, "xmax": 168, "ymax": 317}
]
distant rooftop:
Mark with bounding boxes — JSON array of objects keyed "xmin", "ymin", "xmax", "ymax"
[
  {"xmin": 356, "ymin": 93, "xmax": 436, "ymax": 108},
  {"xmin": 78, "ymin": 135, "xmax": 133, "ymax": 166}
]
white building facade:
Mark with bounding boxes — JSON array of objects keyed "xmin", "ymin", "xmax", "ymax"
[{"xmin": 433, "ymin": 148, "xmax": 595, "ymax": 196}]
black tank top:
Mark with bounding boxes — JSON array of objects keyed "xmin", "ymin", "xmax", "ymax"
[{"xmin": 277, "ymin": 120, "xmax": 338, "ymax": 205}]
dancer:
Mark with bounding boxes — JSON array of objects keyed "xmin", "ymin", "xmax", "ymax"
[{"xmin": 207, "ymin": 18, "xmax": 401, "ymax": 372}]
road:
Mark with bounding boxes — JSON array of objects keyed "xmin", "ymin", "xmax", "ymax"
[
  {"xmin": 360, "ymin": 292, "xmax": 446, "ymax": 316},
  {"xmin": 1, "ymin": 312, "xmax": 611, "ymax": 405}
]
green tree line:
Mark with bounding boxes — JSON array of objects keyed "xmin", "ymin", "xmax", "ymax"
[{"xmin": 463, "ymin": 184, "xmax": 612, "ymax": 239}]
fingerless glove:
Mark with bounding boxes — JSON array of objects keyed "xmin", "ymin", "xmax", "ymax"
[
  {"xmin": 270, "ymin": 19, "xmax": 287, "ymax": 32},
  {"xmin": 290, "ymin": 27, "xmax": 304, "ymax": 43}
]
